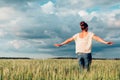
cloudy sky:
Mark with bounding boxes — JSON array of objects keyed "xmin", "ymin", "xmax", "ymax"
[{"xmin": 0, "ymin": 0, "xmax": 120, "ymax": 59}]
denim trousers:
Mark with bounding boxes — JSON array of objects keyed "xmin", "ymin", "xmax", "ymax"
[{"xmin": 77, "ymin": 53, "xmax": 92, "ymax": 71}]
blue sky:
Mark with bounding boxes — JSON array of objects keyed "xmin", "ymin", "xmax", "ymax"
[{"xmin": 0, "ymin": 0, "xmax": 120, "ymax": 59}]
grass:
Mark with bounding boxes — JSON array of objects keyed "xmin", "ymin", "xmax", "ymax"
[{"xmin": 0, "ymin": 59, "xmax": 119, "ymax": 80}]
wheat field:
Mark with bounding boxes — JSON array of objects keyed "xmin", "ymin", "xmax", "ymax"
[{"xmin": 0, "ymin": 59, "xmax": 119, "ymax": 80}]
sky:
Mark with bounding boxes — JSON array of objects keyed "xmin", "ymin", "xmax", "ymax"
[{"xmin": 0, "ymin": 0, "xmax": 120, "ymax": 59}]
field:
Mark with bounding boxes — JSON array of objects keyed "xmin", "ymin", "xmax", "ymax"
[{"xmin": 0, "ymin": 59, "xmax": 119, "ymax": 80}]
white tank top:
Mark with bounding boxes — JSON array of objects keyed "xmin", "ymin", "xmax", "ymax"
[{"xmin": 72, "ymin": 32, "xmax": 94, "ymax": 53}]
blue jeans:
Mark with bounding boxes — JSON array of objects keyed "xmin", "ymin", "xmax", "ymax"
[{"xmin": 77, "ymin": 53, "xmax": 92, "ymax": 71}]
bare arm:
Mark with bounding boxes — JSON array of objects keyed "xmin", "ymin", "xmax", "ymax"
[
  {"xmin": 93, "ymin": 35, "xmax": 113, "ymax": 45},
  {"xmin": 54, "ymin": 37, "xmax": 74, "ymax": 47}
]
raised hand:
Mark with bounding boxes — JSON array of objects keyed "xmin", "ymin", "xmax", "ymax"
[
  {"xmin": 106, "ymin": 42, "xmax": 113, "ymax": 45},
  {"xmin": 54, "ymin": 44, "xmax": 62, "ymax": 47}
]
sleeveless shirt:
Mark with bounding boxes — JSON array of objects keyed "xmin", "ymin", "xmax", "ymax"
[{"xmin": 72, "ymin": 32, "xmax": 94, "ymax": 53}]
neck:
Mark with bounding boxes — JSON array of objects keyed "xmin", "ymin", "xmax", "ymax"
[{"xmin": 81, "ymin": 30, "xmax": 88, "ymax": 32}]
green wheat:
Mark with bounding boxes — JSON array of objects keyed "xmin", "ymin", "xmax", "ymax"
[{"xmin": 0, "ymin": 59, "xmax": 119, "ymax": 80}]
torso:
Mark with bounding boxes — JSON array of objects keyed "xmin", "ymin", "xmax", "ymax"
[{"xmin": 73, "ymin": 31, "xmax": 94, "ymax": 53}]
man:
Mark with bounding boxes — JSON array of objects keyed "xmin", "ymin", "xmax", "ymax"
[{"xmin": 54, "ymin": 21, "xmax": 113, "ymax": 72}]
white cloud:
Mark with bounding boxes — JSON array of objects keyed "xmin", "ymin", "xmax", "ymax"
[
  {"xmin": 95, "ymin": 10, "xmax": 120, "ymax": 27},
  {"xmin": 107, "ymin": 11, "xmax": 120, "ymax": 27},
  {"xmin": 78, "ymin": 10, "xmax": 90, "ymax": 21},
  {"xmin": 35, "ymin": 39, "xmax": 47, "ymax": 46},
  {"xmin": 77, "ymin": 9, "xmax": 120, "ymax": 28},
  {"xmin": 55, "ymin": 8, "xmax": 78, "ymax": 17},
  {"xmin": 9, "ymin": 40, "xmax": 30, "ymax": 49},
  {"xmin": 41, "ymin": 1, "xmax": 55, "ymax": 14},
  {"xmin": 0, "ymin": 30, "xmax": 7, "ymax": 37},
  {"xmin": 0, "ymin": 7, "xmax": 16, "ymax": 20},
  {"xmin": 0, "ymin": 7, "xmax": 23, "ymax": 30},
  {"xmin": 78, "ymin": 10, "xmax": 99, "ymax": 21},
  {"xmin": 44, "ymin": 30, "xmax": 58, "ymax": 38},
  {"xmin": 78, "ymin": 10, "xmax": 88, "ymax": 17},
  {"xmin": 61, "ymin": 25, "xmax": 71, "ymax": 33}
]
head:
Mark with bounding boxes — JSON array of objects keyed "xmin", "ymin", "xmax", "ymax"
[{"xmin": 80, "ymin": 21, "xmax": 88, "ymax": 31}]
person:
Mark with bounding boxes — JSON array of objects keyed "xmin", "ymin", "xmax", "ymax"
[{"xmin": 54, "ymin": 21, "xmax": 113, "ymax": 72}]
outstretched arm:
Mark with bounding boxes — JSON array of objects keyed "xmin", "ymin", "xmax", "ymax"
[
  {"xmin": 54, "ymin": 37, "xmax": 74, "ymax": 47},
  {"xmin": 93, "ymin": 35, "xmax": 113, "ymax": 45}
]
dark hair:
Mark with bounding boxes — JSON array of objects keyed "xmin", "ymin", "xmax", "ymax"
[{"xmin": 80, "ymin": 21, "xmax": 88, "ymax": 30}]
